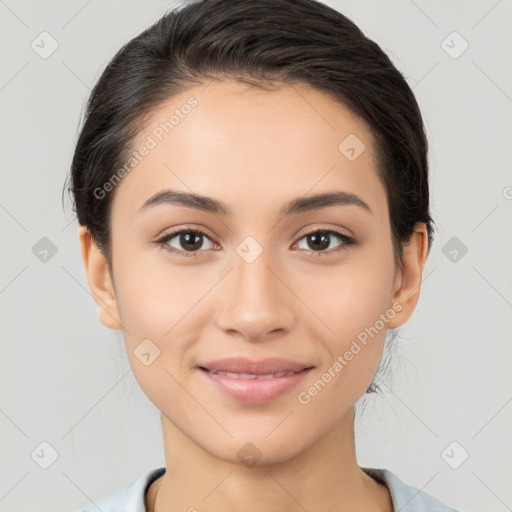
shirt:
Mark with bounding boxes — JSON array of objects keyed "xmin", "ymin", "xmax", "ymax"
[{"xmin": 78, "ymin": 466, "xmax": 462, "ymax": 511}]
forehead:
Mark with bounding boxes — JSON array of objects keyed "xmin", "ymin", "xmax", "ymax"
[{"xmin": 111, "ymin": 79, "xmax": 386, "ymax": 218}]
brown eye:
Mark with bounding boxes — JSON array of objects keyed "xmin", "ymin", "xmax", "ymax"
[
  {"xmin": 295, "ymin": 229, "xmax": 354, "ymax": 253},
  {"xmin": 156, "ymin": 229, "xmax": 216, "ymax": 257}
]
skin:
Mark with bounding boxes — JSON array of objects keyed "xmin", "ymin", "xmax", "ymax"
[{"xmin": 78, "ymin": 79, "xmax": 428, "ymax": 512}]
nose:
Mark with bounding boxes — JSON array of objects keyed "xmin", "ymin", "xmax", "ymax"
[{"xmin": 214, "ymin": 244, "xmax": 296, "ymax": 342}]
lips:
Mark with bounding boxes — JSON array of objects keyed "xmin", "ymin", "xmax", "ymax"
[
  {"xmin": 198, "ymin": 357, "xmax": 314, "ymax": 375},
  {"xmin": 197, "ymin": 357, "xmax": 315, "ymax": 403},
  {"xmin": 206, "ymin": 369, "xmax": 300, "ymax": 379}
]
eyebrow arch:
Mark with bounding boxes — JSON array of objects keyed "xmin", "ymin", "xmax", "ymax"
[
  {"xmin": 281, "ymin": 191, "xmax": 372, "ymax": 216},
  {"xmin": 138, "ymin": 189, "xmax": 372, "ymax": 216}
]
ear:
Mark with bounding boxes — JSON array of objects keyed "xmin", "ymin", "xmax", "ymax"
[
  {"xmin": 78, "ymin": 225, "xmax": 122, "ymax": 330},
  {"xmin": 386, "ymin": 222, "xmax": 429, "ymax": 329}
]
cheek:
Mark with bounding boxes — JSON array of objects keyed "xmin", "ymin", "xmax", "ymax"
[
  {"xmin": 300, "ymin": 248, "xmax": 396, "ymax": 391},
  {"xmin": 114, "ymin": 270, "xmax": 192, "ymax": 410},
  {"xmin": 295, "ymin": 274, "xmax": 393, "ymax": 418},
  {"xmin": 307, "ymin": 254, "xmax": 395, "ymax": 342},
  {"xmin": 113, "ymin": 247, "xmax": 199, "ymax": 340},
  {"xmin": 112, "ymin": 257, "xmax": 212, "ymax": 397}
]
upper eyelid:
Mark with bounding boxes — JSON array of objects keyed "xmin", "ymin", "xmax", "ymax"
[
  {"xmin": 160, "ymin": 223, "xmax": 352, "ymax": 239},
  {"xmin": 158, "ymin": 226, "xmax": 222, "ymax": 243},
  {"xmin": 295, "ymin": 226, "xmax": 352, "ymax": 240}
]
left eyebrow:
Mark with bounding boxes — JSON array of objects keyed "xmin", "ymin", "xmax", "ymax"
[
  {"xmin": 138, "ymin": 189, "xmax": 372, "ymax": 216},
  {"xmin": 280, "ymin": 191, "xmax": 372, "ymax": 216}
]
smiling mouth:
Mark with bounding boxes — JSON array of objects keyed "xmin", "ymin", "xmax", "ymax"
[
  {"xmin": 197, "ymin": 366, "xmax": 315, "ymax": 404},
  {"xmin": 199, "ymin": 367, "xmax": 312, "ymax": 379}
]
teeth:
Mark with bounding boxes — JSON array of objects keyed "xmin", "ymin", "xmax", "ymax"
[{"xmin": 209, "ymin": 369, "xmax": 300, "ymax": 379}]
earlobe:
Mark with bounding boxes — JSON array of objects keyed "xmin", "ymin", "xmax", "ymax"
[
  {"xmin": 386, "ymin": 223, "xmax": 429, "ymax": 329},
  {"xmin": 77, "ymin": 226, "xmax": 123, "ymax": 330}
]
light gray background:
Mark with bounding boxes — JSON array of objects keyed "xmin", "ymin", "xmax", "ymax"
[{"xmin": 1, "ymin": 0, "xmax": 511, "ymax": 511}]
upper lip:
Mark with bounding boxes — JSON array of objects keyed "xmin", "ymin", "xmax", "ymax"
[{"xmin": 199, "ymin": 357, "xmax": 314, "ymax": 375}]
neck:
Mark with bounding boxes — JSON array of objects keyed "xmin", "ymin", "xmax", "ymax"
[{"xmin": 147, "ymin": 407, "xmax": 392, "ymax": 512}]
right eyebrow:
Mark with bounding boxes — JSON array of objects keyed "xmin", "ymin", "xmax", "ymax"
[{"xmin": 138, "ymin": 189, "xmax": 231, "ymax": 216}]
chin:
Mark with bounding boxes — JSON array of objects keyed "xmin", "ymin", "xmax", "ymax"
[{"xmin": 206, "ymin": 435, "xmax": 307, "ymax": 468}]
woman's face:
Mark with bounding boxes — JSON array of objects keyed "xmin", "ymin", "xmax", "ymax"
[{"xmin": 82, "ymin": 79, "xmax": 423, "ymax": 465}]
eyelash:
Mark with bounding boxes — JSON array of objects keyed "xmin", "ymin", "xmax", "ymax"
[{"xmin": 154, "ymin": 226, "xmax": 356, "ymax": 258}]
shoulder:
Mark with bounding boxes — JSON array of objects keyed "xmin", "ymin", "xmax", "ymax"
[
  {"xmin": 362, "ymin": 467, "xmax": 463, "ymax": 512},
  {"xmin": 77, "ymin": 466, "xmax": 166, "ymax": 512}
]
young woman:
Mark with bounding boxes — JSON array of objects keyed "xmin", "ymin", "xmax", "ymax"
[{"xmin": 68, "ymin": 0, "xmax": 461, "ymax": 510}]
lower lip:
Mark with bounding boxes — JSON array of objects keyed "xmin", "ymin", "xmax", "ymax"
[{"xmin": 199, "ymin": 367, "xmax": 313, "ymax": 404}]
